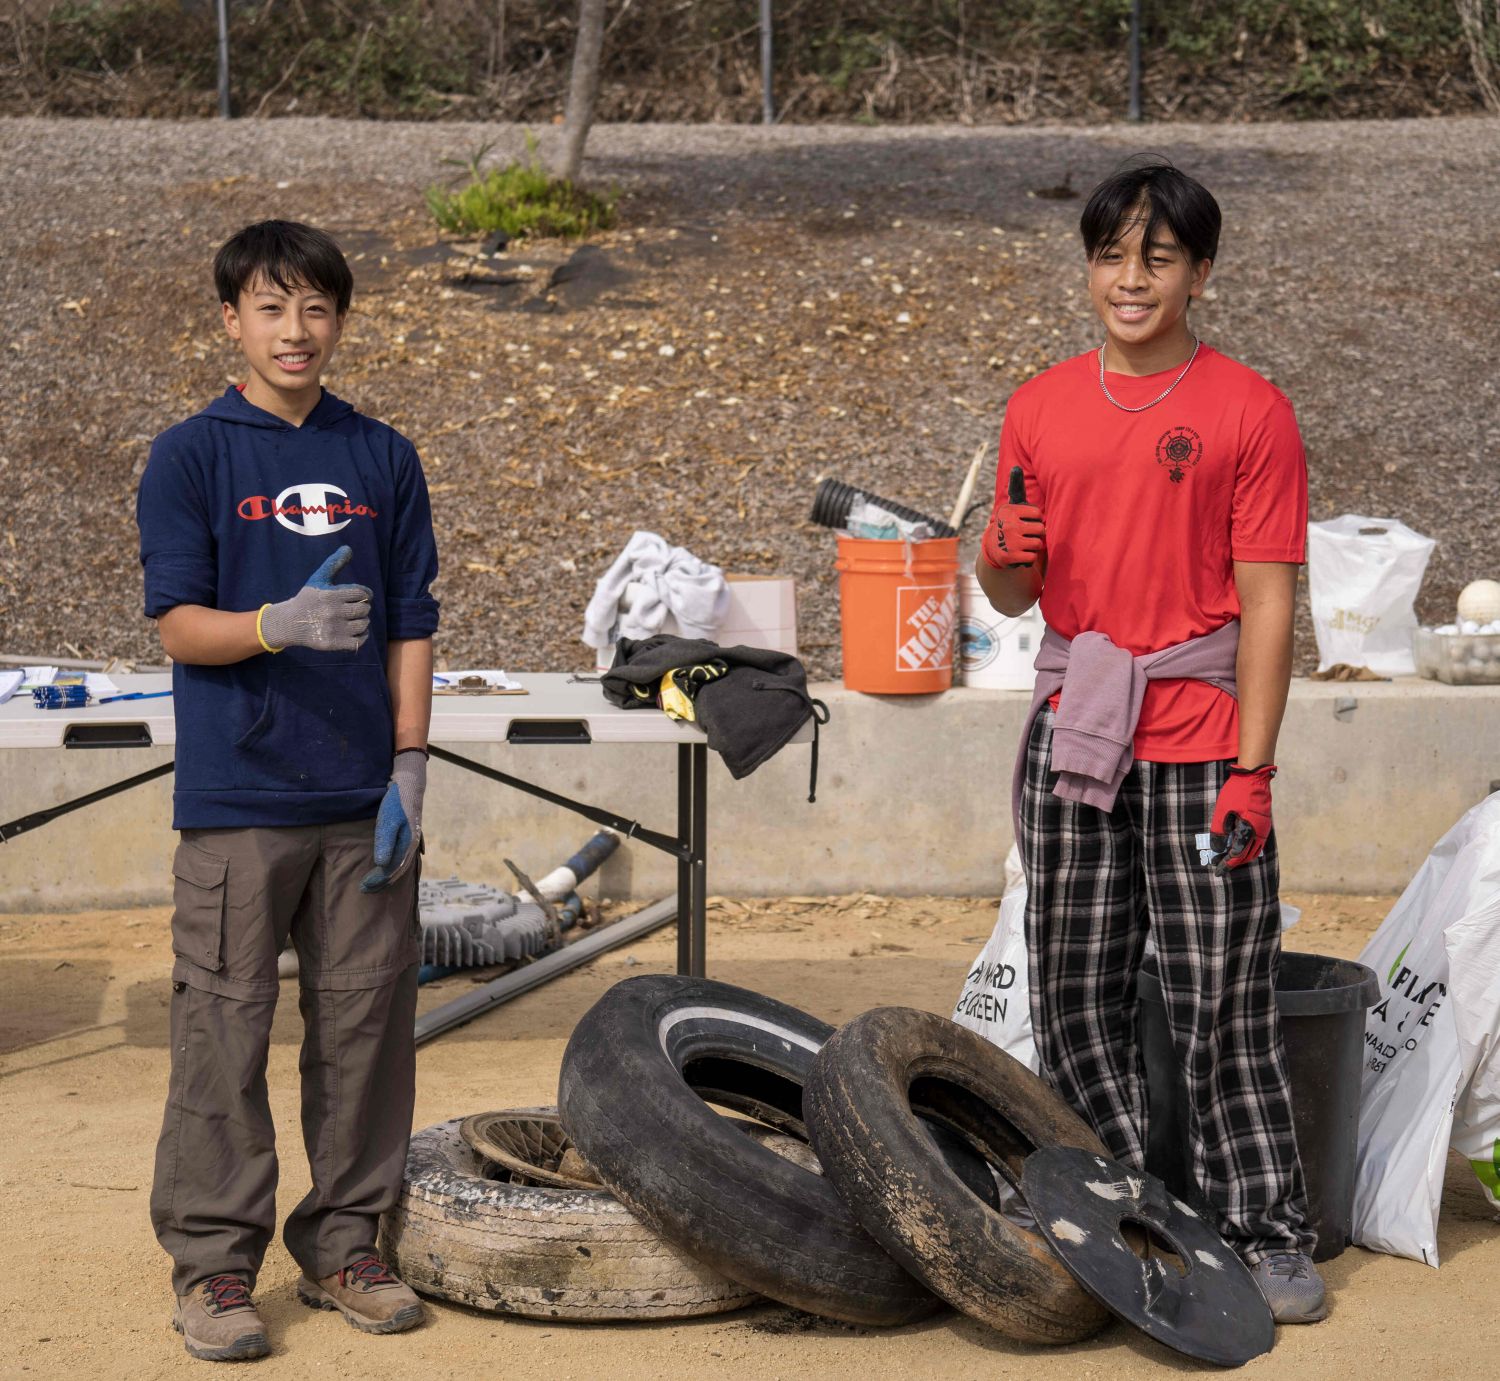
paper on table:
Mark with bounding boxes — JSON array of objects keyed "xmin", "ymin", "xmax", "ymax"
[
  {"xmin": 84, "ymin": 674, "xmax": 121, "ymax": 699},
  {"xmin": 0, "ymin": 670, "xmax": 23, "ymax": 705},
  {"xmin": 433, "ymin": 670, "xmax": 524, "ymax": 694},
  {"xmin": 20, "ymin": 666, "xmax": 58, "ymax": 689}
]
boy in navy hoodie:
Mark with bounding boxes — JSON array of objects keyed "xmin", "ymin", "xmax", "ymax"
[{"xmin": 137, "ymin": 221, "xmax": 438, "ymax": 1361}]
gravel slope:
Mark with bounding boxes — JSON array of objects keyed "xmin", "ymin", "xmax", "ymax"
[{"xmin": 1, "ymin": 116, "xmax": 1496, "ymax": 676}]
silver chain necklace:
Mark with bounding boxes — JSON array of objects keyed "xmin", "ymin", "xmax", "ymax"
[{"xmin": 1097, "ymin": 336, "xmax": 1200, "ymax": 412}]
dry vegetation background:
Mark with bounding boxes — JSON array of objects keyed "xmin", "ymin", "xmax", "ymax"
[{"xmin": 5, "ymin": 0, "xmax": 1500, "ymax": 124}]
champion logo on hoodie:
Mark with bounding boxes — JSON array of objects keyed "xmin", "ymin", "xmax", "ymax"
[{"xmin": 237, "ymin": 483, "xmax": 379, "ymax": 535}]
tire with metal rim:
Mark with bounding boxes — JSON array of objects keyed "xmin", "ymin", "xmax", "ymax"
[
  {"xmin": 804, "ymin": 1006, "xmax": 1113, "ymax": 1345},
  {"xmin": 379, "ymin": 1117, "xmax": 758, "ymax": 1320},
  {"xmin": 460, "ymin": 1108, "xmax": 600, "ymax": 1191},
  {"xmin": 558, "ymin": 975, "xmax": 942, "ymax": 1326}
]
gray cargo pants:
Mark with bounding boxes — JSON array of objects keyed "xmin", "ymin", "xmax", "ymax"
[{"xmin": 150, "ymin": 819, "xmax": 420, "ymax": 1295}]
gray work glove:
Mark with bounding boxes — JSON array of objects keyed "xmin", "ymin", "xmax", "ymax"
[
  {"xmin": 260, "ymin": 545, "xmax": 372, "ymax": 653},
  {"xmin": 361, "ymin": 748, "xmax": 427, "ymax": 892}
]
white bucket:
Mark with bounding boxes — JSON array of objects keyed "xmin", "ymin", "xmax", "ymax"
[{"xmin": 957, "ymin": 572, "xmax": 1044, "ymax": 690}]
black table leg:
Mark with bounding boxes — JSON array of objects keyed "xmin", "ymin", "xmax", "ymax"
[
  {"xmin": 677, "ymin": 742, "xmax": 692, "ymax": 976},
  {"xmin": 0, "ymin": 760, "xmax": 175, "ymax": 843},
  {"xmin": 690, "ymin": 742, "xmax": 708, "ymax": 978},
  {"xmin": 437, "ymin": 740, "xmax": 709, "ymax": 978}
]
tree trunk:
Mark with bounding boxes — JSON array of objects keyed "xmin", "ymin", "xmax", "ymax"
[
  {"xmin": 557, "ymin": 0, "xmax": 606, "ymax": 183},
  {"xmin": 1457, "ymin": 0, "xmax": 1500, "ymax": 112}
]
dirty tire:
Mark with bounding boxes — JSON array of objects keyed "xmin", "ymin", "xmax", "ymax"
[
  {"xmin": 378, "ymin": 1117, "xmax": 759, "ymax": 1320},
  {"xmin": 460, "ymin": 1108, "xmax": 600, "ymax": 1190},
  {"xmin": 804, "ymin": 1006, "xmax": 1113, "ymax": 1345},
  {"xmin": 558, "ymin": 975, "xmax": 940, "ymax": 1326}
]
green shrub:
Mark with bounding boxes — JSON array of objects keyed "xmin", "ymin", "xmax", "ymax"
[{"xmin": 424, "ymin": 138, "xmax": 616, "ymax": 240}]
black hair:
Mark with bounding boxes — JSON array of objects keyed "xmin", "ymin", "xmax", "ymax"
[
  {"xmin": 213, "ymin": 219, "xmax": 353, "ymax": 314},
  {"xmin": 1079, "ymin": 157, "xmax": 1221, "ymax": 272}
]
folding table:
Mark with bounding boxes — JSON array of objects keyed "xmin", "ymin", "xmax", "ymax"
[{"xmin": 0, "ymin": 672, "xmax": 810, "ymax": 977}]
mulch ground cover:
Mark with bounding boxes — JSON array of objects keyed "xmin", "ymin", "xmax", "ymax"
[{"xmin": 2, "ymin": 118, "xmax": 1495, "ymax": 678}]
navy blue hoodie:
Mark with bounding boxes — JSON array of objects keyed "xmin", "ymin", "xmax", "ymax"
[{"xmin": 136, "ymin": 386, "xmax": 440, "ymax": 829}]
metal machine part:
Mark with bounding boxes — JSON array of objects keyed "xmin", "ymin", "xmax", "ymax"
[{"xmin": 417, "ymin": 878, "xmax": 556, "ymax": 967}]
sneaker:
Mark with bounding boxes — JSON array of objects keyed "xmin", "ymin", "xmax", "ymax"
[
  {"xmin": 1248, "ymin": 1250, "xmax": 1328, "ymax": 1323},
  {"xmin": 296, "ymin": 1255, "xmax": 424, "ymax": 1334},
  {"xmin": 172, "ymin": 1274, "xmax": 270, "ymax": 1361}
]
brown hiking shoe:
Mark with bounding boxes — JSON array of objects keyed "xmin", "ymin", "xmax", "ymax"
[
  {"xmin": 172, "ymin": 1274, "xmax": 270, "ymax": 1361},
  {"xmin": 296, "ymin": 1255, "xmax": 424, "ymax": 1334}
]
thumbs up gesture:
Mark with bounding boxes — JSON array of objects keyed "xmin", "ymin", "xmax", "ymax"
[
  {"xmin": 258, "ymin": 545, "xmax": 373, "ymax": 653},
  {"xmin": 981, "ymin": 466, "xmax": 1046, "ymax": 571}
]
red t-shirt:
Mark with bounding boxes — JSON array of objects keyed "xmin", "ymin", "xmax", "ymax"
[{"xmin": 996, "ymin": 344, "xmax": 1308, "ymax": 762}]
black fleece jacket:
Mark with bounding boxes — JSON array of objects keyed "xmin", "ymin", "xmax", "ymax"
[{"xmin": 601, "ymin": 636, "xmax": 828, "ymax": 799}]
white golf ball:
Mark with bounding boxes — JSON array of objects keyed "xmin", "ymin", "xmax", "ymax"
[
  {"xmin": 1457, "ymin": 580, "xmax": 1500, "ymax": 625},
  {"xmin": 1462, "ymin": 620, "xmax": 1481, "ymax": 635}
]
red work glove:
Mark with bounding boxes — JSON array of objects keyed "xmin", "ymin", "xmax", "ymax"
[
  {"xmin": 1209, "ymin": 764, "xmax": 1277, "ymax": 871},
  {"xmin": 981, "ymin": 465, "xmax": 1046, "ymax": 570}
]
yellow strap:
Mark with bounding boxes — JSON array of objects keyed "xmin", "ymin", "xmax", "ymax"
[
  {"xmin": 256, "ymin": 604, "xmax": 283, "ymax": 654},
  {"xmin": 659, "ymin": 668, "xmax": 696, "ymax": 723}
]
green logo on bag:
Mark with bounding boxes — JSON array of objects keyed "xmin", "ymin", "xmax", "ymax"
[{"xmin": 1388, "ymin": 941, "xmax": 1410, "ymax": 987}]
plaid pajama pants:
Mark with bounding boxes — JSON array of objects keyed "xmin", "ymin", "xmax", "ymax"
[{"xmin": 1019, "ymin": 705, "xmax": 1315, "ymax": 1262}]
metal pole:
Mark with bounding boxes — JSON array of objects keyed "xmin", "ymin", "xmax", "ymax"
[
  {"xmin": 216, "ymin": 0, "xmax": 232, "ymax": 118},
  {"xmin": 677, "ymin": 742, "xmax": 692, "ymax": 975},
  {"xmin": 689, "ymin": 743, "xmax": 708, "ymax": 977},
  {"xmin": 0, "ymin": 761, "xmax": 176, "ymax": 844},
  {"xmin": 1127, "ymin": 0, "xmax": 1142, "ymax": 122},
  {"xmin": 760, "ymin": 0, "xmax": 774, "ymax": 124},
  {"xmin": 429, "ymin": 744, "xmax": 689, "ymax": 861},
  {"xmin": 414, "ymin": 896, "xmax": 678, "ymax": 1045}
]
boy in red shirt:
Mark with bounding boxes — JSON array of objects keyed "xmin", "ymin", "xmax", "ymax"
[{"xmin": 977, "ymin": 159, "xmax": 1325, "ymax": 1323}]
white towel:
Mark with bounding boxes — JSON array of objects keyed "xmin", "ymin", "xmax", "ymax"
[{"xmin": 582, "ymin": 530, "xmax": 730, "ymax": 651}]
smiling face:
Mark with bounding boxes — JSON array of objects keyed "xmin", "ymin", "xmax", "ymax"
[
  {"xmin": 1087, "ymin": 205, "xmax": 1211, "ymax": 369},
  {"xmin": 222, "ymin": 273, "xmax": 344, "ymax": 417}
]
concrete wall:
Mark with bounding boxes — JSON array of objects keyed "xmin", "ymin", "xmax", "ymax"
[{"xmin": 2, "ymin": 678, "xmax": 1496, "ymax": 911}]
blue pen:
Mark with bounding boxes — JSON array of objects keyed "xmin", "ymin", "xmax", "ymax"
[{"xmin": 98, "ymin": 690, "xmax": 174, "ymax": 704}]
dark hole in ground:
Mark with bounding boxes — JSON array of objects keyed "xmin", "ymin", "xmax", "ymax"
[
  {"xmin": 332, "ymin": 229, "xmax": 454, "ymax": 290},
  {"xmin": 545, "ymin": 245, "xmax": 634, "ymax": 309}
]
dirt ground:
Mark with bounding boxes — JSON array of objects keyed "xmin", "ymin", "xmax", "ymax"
[
  {"xmin": 1, "ymin": 889, "xmax": 1496, "ymax": 1379},
  {"xmin": 3, "ymin": 118, "xmax": 1498, "ymax": 679}
]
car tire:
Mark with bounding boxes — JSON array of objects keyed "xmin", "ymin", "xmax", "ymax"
[
  {"xmin": 804, "ymin": 1006, "xmax": 1113, "ymax": 1344},
  {"xmin": 379, "ymin": 1116, "xmax": 759, "ymax": 1320},
  {"xmin": 558, "ymin": 975, "xmax": 942, "ymax": 1326}
]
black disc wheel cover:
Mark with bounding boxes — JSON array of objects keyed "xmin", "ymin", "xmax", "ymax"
[
  {"xmin": 559, "ymin": 976, "xmax": 947, "ymax": 1325},
  {"xmin": 1022, "ymin": 1146, "xmax": 1275, "ymax": 1366}
]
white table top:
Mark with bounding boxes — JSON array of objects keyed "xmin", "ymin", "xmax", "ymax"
[{"xmin": 0, "ymin": 672, "xmax": 813, "ymax": 750}]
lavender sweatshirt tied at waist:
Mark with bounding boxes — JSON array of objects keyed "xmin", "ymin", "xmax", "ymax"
[{"xmin": 1010, "ymin": 620, "xmax": 1242, "ymax": 836}]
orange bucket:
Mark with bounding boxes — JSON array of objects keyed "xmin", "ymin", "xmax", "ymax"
[{"xmin": 835, "ymin": 535, "xmax": 960, "ymax": 693}]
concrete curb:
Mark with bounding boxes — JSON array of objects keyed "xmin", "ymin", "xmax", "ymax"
[{"xmin": 1, "ymin": 678, "xmax": 1495, "ymax": 911}]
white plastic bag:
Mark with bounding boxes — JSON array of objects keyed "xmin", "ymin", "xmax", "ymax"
[
  {"xmin": 952, "ymin": 889, "xmax": 1040, "ymax": 1072},
  {"xmin": 1352, "ymin": 794, "xmax": 1500, "ymax": 1265},
  {"xmin": 1307, "ymin": 514, "xmax": 1435, "ymax": 675}
]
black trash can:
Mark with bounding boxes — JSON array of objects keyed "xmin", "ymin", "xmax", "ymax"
[{"xmin": 1137, "ymin": 950, "xmax": 1380, "ymax": 1263}]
